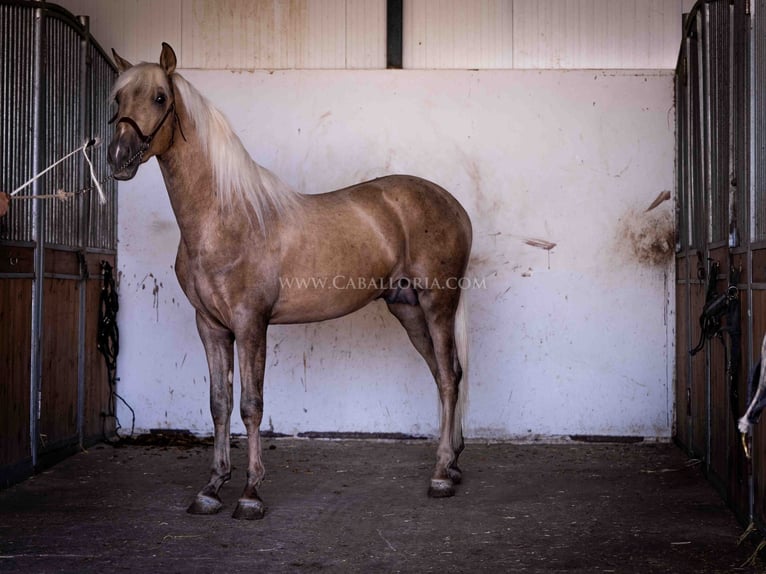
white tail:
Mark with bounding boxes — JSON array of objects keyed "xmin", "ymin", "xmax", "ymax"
[{"xmin": 452, "ymin": 294, "xmax": 469, "ymax": 450}]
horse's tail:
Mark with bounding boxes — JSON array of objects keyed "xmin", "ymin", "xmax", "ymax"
[{"xmin": 453, "ymin": 293, "xmax": 469, "ymax": 451}]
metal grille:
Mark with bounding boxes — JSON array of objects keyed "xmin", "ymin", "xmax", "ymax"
[
  {"xmin": 705, "ymin": 1, "xmax": 731, "ymax": 244},
  {"xmin": 0, "ymin": 4, "xmax": 35, "ymax": 243},
  {"xmin": 687, "ymin": 16, "xmax": 705, "ymax": 251},
  {"xmin": 734, "ymin": 0, "xmax": 749, "ymax": 241},
  {"xmin": 43, "ymin": 14, "xmax": 84, "ymax": 248},
  {"xmin": 754, "ymin": 0, "xmax": 766, "ymax": 241},
  {"xmin": 88, "ymin": 43, "xmax": 118, "ymax": 251},
  {"xmin": 675, "ymin": 56, "xmax": 687, "ymax": 251},
  {"xmin": 679, "ymin": 1, "xmax": 753, "ymax": 248},
  {"xmin": 0, "ymin": 2, "xmax": 117, "ymax": 251}
]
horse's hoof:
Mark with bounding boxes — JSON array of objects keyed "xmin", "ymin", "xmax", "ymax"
[
  {"xmin": 187, "ymin": 493, "xmax": 223, "ymax": 515},
  {"xmin": 448, "ymin": 465, "xmax": 463, "ymax": 485},
  {"xmin": 428, "ymin": 478, "xmax": 455, "ymax": 498},
  {"xmin": 232, "ymin": 498, "xmax": 266, "ymax": 520}
]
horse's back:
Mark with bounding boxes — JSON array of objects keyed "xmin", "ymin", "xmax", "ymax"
[
  {"xmin": 299, "ymin": 174, "xmax": 472, "ymax": 263},
  {"xmin": 359, "ymin": 175, "xmax": 472, "ymax": 274}
]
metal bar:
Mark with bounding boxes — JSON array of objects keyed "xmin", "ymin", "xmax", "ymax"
[
  {"xmin": 698, "ymin": 5, "xmax": 713, "ymax": 470},
  {"xmin": 76, "ymin": 14, "xmax": 89, "ymax": 448},
  {"xmin": 729, "ymin": 2, "xmax": 739, "ymax": 248},
  {"xmin": 29, "ymin": 4, "xmax": 44, "ymax": 470},
  {"xmin": 42, "ymin": 273, "xmax": 81, "ymax": 280},
  {"xmin": 748, "ymin": 7, "xmax": 759, "ymax": 537},
  {"xmin": 702, "ymin": 5, "xmax": 713, "ymax": 246},
  {"xmin": 685, "ymin": 33, "xmax": 695, "ymax": 449}
]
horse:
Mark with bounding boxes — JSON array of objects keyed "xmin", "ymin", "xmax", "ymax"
[
  {"xmin": 739, "ymin": 333, "xmax": 766, "ymax": 459},
  {"xmin": 107, "ymin": 43, "xmax": 472, "ymax": 520}
]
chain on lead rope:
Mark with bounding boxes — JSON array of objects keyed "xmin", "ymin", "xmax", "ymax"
[{"xmin": 6, "ymin": 138, "xmax": 121, "ymax": 204}]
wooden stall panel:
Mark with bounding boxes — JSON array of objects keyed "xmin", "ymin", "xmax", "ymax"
[
  {"xmin": 708, "ymin": 249, "xmax": 730, "ymax": 492},
  {"xmin": 83, "ymin": 261, "xmax": 115, "ymax": 441},
  {"xmin": 0, "ymin": 278, "xmax": 32, "ymax": 470},
  {"xmin": 752, "ymin": 249, "xmax": 766, "ymax": 284},
  {"xmin": 709, "ymin": 321, "xmax": 728, "ymax": 487},
  {"xmin": 728, "ymin": 275, "xmax": 749, "ymax": 522},
  {"xmin": 38, "ymin": 278, "xmax": 79, "ymax": 450},
  {"xmin": 675, "ymin": 257, "xmax": 690, "ymax": 449},
  {"xmin": 752, "ymin": 288, "xmax": 766, "ymax": 526},
  {"xmin": 689, "ymin": 282, "xmax": 708, "ymax": 458}
]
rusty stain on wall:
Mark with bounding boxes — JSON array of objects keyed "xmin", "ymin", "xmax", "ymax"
[{"xmin": 617, "ymin": 191, "xmax": 675, "ymax": 266}]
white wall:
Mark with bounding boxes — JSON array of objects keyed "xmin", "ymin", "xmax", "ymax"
[
  {"xmin": 116, "ymin": 68, "xmax": 675, "ymax": 439},
  {"xmin": 54, "ymin": 0, "xmax": 679, "ymax": 439}
]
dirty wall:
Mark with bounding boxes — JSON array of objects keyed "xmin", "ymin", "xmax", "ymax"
[{"xmin": 115, "ymin": 69, "xmax": 675, "ymax": 439}]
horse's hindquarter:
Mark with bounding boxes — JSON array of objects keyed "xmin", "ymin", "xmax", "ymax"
[{"xmin": 270, "ymin": 175, "xmax": 472, "ymax": 324}]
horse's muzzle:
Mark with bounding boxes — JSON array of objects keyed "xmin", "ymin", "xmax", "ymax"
[{"xmin": 107, "ymin": 134, "xmax": 141, "ymax": 181}]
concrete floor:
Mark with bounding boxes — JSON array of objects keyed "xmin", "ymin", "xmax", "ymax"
[{"xmin": 0, "ymin": 438, "xmax": 761, "ymax": 573}]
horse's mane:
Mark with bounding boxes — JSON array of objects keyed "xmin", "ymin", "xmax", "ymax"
[
  {"xmin": 113, "ymin": 65, "xmax": 299, "ymax": 226},
  {"xmin": 173, "ymin": 73, "xmax": 301, "ymax": 225}
]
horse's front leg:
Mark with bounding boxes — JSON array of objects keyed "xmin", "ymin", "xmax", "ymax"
[
  {"xmin": 232, "ymin": 319, "xmax": 269, "ymax": 520},
  {"xmin": 188, "ymin": 312, "xmax": 235, "ymax": 514}
]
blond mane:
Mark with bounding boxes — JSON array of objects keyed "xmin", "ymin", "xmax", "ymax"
[{"xmin": 112, "ymin": 65, "xmax": 299, "ymax": 227}]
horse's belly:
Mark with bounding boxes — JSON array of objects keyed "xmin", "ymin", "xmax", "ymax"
[{"xmin": 269, "ymin": 279, "xmax": 382, "ymax": 324}]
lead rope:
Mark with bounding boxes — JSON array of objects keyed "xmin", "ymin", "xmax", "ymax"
[
  {"xmin": 97, "ymin": 260, "xmax": 135, "ymax": 441},
  {"xmin": 9, "ymin": 138, "xmax": 107, "ymax": 204}
]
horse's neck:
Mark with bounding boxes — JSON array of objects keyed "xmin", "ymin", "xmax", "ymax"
[{"xmin": 156, "ymin": 107, "xmax": 231, "ymax": 249}]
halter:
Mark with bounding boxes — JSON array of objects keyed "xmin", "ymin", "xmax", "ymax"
[
  {"xmin": 109, "ymin": 83, "xmax": 186, "ymax": 171},
  {"xmin": 110, "ymin": 101, "xmax": 175, "ymax": 145}
]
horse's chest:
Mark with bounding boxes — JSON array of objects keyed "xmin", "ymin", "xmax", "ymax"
[
  {"xmin": 175, "ymin": 251, "xmax": 237, "ymax": 317},
  {"xmin": 177, "ymin": 245, "xmax": 274, "ymax": 328}
]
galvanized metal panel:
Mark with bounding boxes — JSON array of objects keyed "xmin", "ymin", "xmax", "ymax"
[
  {"xmin": 687, "ymin": 14, "xmax": 705, "ymax": 250},
  {"xmin": 43, "ymin": 13, "xmax": 84, "ymax": 248},
  {"xmin": 58, "ymin": 0, "xmax": 687, "ymax": 70},
  {"xmin": 404, "ymin": 0, "xmax": 514, "ymax": 69},
  {"xmin": 0, "ymin": 4, "xmax": 36, "ymax": 242},
  {"xmin": 513, "ymin": 0, "xmax": 682, "ymax": 69},
  {"xmin": 754, "ymin": 0, "xmax": 766, "ymax": 241},
  {"xmin": 60, "ymin": 0, "xmax": 182, "ymax": 66},
  {"xmin": 1, "ymin": 2, "xmax": 118, "ymax": 485},
  {"xmin": 182, "ymin": 0, "xmax": 357, "ymax": 69},
  {"xmin": 675, "ymin": 0, "xmax": 754, "ymax": 524},
  {"xmin": 703, "ymin": 0, "xmax": 731, "ymax": 244},
  {"xmin": 88, "ymin": 43, "xmax": 118, "ymax": 250},
  {"xmin": 676, "ymin": 53, "xmax": 688, "ymax": 250},
  {"xmin": 346, "ymin": 0, "xmax": 386, "ymax": 69},
  {"xmin": 733, "ymin": 0, "xmax": 748, "ymax": 242}
]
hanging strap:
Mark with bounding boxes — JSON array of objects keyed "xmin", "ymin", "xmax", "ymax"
[
  {"xmin": 96, "ymin": 261, "xmax": 135, "ymax": 440},
  {"xmin": 690, "ymin": 259, "xmax": 726, "ymax": 356}
]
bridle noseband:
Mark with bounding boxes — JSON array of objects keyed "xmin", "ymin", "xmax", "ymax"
[
  {"xmin": 110, "ymin": 101, "xmax": 176, "ymax": 146},
  {"xmin": 109, "ymin": 82, "xmax": 186, "ymax": 172}
]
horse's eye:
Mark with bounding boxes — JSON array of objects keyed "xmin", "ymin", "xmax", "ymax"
[{"xmin": 155, "ymin": 94, "xmax": 166, "ymax": 105}]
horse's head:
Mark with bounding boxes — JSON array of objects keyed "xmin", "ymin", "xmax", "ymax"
[{"xmin": 107, "ymin": 43, "xmax": 179, "ymax": 180}]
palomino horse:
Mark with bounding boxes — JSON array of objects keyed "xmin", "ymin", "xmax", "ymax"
[{"xmin": 107, "ymin": 44, "xmax": 472, "ymax": 519}]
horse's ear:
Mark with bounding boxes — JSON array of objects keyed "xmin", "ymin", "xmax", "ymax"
[
  {"xmin": 111, "ymin": 48, "xmax": 133, "ymax": 74},
  {"xmin": 160, "ymin": 42, "xmax": 177, "ymax": 76}
]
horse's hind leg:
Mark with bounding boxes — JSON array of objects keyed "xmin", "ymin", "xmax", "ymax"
[
  {"xmin": 387, "ymin": 302, "xmax": 439, "ymax": 378},
  {"xmin": 188, "ymin": 313, "xmax": 235, "ymax": 515},
  {"xmin": 390, "ymin": 295, "xmax": 464, "ymax": 497}
]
